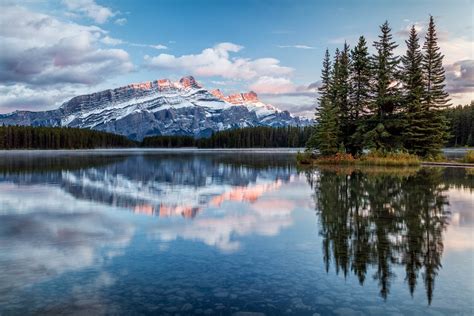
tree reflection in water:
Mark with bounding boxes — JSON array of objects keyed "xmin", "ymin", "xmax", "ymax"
[{"xmin": 306, "ymin": 166, "xmax": 452, "ymax": 303}]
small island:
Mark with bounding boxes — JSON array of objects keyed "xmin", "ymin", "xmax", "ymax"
[{"xmin": 299, "ymin": 17, "xmax": 474, "ymax": 166}]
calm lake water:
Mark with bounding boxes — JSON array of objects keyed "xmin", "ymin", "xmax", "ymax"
[{"xmin": 0, "ymin": 150, "xmax": 473, "ymax": 315}]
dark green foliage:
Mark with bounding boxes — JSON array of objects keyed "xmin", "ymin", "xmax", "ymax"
[
  {"xmin": 331, "ymin": 43, "xmax": 351, "ymax": 148},
  {"xmin": 308, "ymin": 16, "xmax": 457, "ymax": 158},
  {"xmin": 422, "ymin": 16, "xmax": 450, "ymax": 110},
  {"xmin": 0, "ymin": 125, "xmax": 135, "ymax": 149},
  {"xmin": 141, "ymin": 135, "xmax": 195, "ymax": 147},
  {"xmin": 444, "ymin": 102, "xmax": 474, "ymax": 147},
  {"xmin": 368, "ymin": 20, "xmax": 402, "ymax": 151},
  {"xmin": 349, "ymin": 36, "xmax": 372, "ymax": 155},
  {"xmin": 306, "ymin": 99, "xmax": 339, "ymax": 155},
  {"xmin": 307, "ymin": 48, "xmax": 340, "ymax": 155},
  {"xmin": 198, "ymin": 126, "xmax": 312, "ymax": 148},
  {"xmin": 401, "ymin": 25, "xmax": 431, "ymax": 156},
  {"xmin": 0, "ymin": 125, "xmax": 313, "ymax": 149},
  {"xmin": 417, "ymin": 15, "xmax": 450, "ymax": 155},
  {"xmin": 318, "ymin": 49, "xmax": 332, "ymax": 103}
]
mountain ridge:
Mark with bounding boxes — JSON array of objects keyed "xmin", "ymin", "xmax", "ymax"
[{"xmin": 0, "ymin": 76, "xmax": 312, "ymax": 140}]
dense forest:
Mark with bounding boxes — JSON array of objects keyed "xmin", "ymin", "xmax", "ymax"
[
  {"xmin": 0, "ymin": 125, "xmax": 312, "ymax": 149},
  {"xmin": 444, "ymin": 102, "xmax": 474, "ymax": 147},
  {"xmin": 197, "ymin": 126, "xmax": 312, "ymax": 148},
  {"xmin": 0, "ymin": 125, "xmax": 135, "ymax": 149},
  {"xmin": 307, "ymin": 16, "xmax": 454, "ymax": 158},
  {"xmin": 141, "ymin": 135, "xmax": 196, "ymax": 148}
]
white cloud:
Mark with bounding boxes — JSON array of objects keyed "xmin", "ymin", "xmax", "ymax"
[
  {"xmin": 101, "ymin": 35, "xmax": 124, "ymax": 45},
  {"xmin": 0, "ymin": 4, "xmax": 133, "ymax": 112},
  {"xmin": 114, "ymin": 18, "xmax": 127, "ymax": 26},
  {"xmin": 100, "ymin": 36, "xmax": 167, "ymax": 50},
  {"xmin": 0, "ymin": 5, "xmax": 133, "ymax": 86},
  {"xmin": 62, "ymin": 0, "xmax": 115, "ymax": 24},
  {"xmin": 396, "ymin": 21, "xmax": 426, "ymax": 37},
  {"xmin": 144, "ymin": 42, "xmax": 293, "ymax": 80},
  {"xmin": 277, "ymin": 44, "xmax": 315, "ymax": 49},
  {"xmin": 249, "ymin": 76, "xmax": 296, "ymax": 94},
  {"xmin": 131, "ymin": 43, "xmax": 168, "ymax": 50}
]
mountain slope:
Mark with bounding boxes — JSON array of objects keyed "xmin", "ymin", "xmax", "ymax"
[{"xmin": 0, "ymin": 76, "xmax": 312, "ymax": 140}]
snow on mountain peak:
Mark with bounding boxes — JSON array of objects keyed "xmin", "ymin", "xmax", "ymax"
[{"xmin": 0, "ymin": 75, "xmax": 312, "ymax": 140}]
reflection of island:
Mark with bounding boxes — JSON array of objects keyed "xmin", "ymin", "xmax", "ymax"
[{"xmin": 306, "ymin": 167, "xmax": 467, "ymax": 304}]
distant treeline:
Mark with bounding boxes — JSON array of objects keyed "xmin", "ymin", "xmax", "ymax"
[
  {"xmin": 0, "ymin": 125, "xmax": 135, "ymax": 149},
  {"xmin": 141, "ymin": 135, "xmax": 196, "ymax": 148},
  {"xmin": 2, "ymin": 116, "xmax": 471, "ymax": 150},
  {"xmin": 444, "ymin": 102, "xmax": 474, "ymax": 147},
  {"xmin": 142, "ymin": 126, "xmax": 312, "ymax": 148},
  {"xmin": 0, "ymin": 125, "xmax": 312, "ymax": 149},
  {"xmin": 197, "ymin": 126, "xmax": 312, "ymax": 148}
]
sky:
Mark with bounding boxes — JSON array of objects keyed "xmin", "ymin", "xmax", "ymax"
[{"xmin": 0, "ymin": 0, "xmax": 472, "ymax": 118}]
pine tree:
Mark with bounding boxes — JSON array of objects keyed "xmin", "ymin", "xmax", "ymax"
[
  {"xmin": 319, "ymin": 49, "xmax": 332, "ymax": 101},
  {"xmin": 315, "ymin": 49, "xmax": 332, "ymax": 122},
  {"xmin": 368, "ymin": 21, "xmax": 402, "ymax": 151},
  {"xmin": 400, "ymin": 25, "xmax": 427, "ymax": 156},
  {"xmin": 419, "ymin": 15, "xmax": 450, "ymax": 156},
  {"xmin": 307, "ymin": 48, "xmax": 339, "ymax": 154},
  {"xmin": 349, "ymin": 36, "xmax": 372, "ymax": 155},
  {"xmin": 307, "ymin": 98, "xmax": 339, "ymax": 156},
  {"xmin": 338, "ymin": 42, "xmax": 351, "ymax": 150}
]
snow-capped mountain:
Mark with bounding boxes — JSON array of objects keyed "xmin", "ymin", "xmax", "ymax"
[{"xmin": 0, "ymin": 76, "xmax": 312, "ymax": 140}]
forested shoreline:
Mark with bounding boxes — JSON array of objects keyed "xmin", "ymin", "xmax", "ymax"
[
  {"xmin": 1, "ymin": 110, "xmax": 472, "ymax": 150},
  {"xmin": 142, "ymin": 126, "xmax": 312, "ymax": 148},
  {"xmin": 307, "ymin": 16, "xmax": 459, "ymax": 159},
  {"xmin": 0, "ymin": 125, "xmax": 312, "ymax": 149},
  {"xmin": 0, "ymin": 126, "xmax": 135, "ymax": 149}
]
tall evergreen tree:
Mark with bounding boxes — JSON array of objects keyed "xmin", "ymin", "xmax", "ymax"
[
  {"xmin": 313, "ymin": 49, "xmax": 332, "ymax": 123},
  {"xmin": 419, "ymin": 15, "xmax": 450, "ymax": 156},
  {"xmin": 367, "ymin": 21, "xmax": 402, "ymax": 151},
  {"xmin": 349, "ymin": 36, "xmax": 372, "ymax": 155},
  {"xmin": 337, "ymin": 42, "xmax": 352, "ymax": 150},
  {"xmin": 307, "ymin": 48, "xmax": 339, "ymax": 154},
  {"xmin": 327, "ymin": 44, "xmax": 351, "ymax": 150},
  {"xmin": 400, "ymin": 25, "xmax": 427, "ymax": 155},
  {"xmin": 307, "ymin": 98, "xmax": 339, "ymax": 156},
  {"xmin": 319, "ymin": 49, "xmax": 332, "ymax": 101}
]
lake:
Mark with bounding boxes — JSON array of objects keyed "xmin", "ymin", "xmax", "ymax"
[{"xmin": 0, "ymin": 150, "xmax": 473, "ymax": 315}]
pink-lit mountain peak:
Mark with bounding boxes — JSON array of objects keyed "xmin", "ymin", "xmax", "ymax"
[{"xmin": 211, "ymin": 89, "xmax": 260, "ymax": 104}]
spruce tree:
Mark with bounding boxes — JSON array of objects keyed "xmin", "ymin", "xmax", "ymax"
[
  {"xmin": 307, "ymin": 49, "xmax": 332, "ymax": 151},
  {"xmin": 368, "ymin": 21, "xmax": 402, "ymax": 151},
  {"xmin": 307, "ymin": 48, "xmax": 339, "ymax": 155},
  {"xmin": 338, "ymin": 42, "xmax": 351, "ymax": 150},
  {"xmin": 420, "ymin": 15, "xmax": 450, "ymax": 156},
  {"xmin": 327, "ymin": 45, "xmax": 351, "ymax": 151},
  {"xmin": 401, "ymin": 25, "xmax": 427, "ymax": 156},
  {"xmin": 314, "ymin": 49, "xmax": 332, "ymax": 122},
  {"xmin": 349, "ymin": 36, "xmax": 372, "ymax": 155},
  {"xmin": 319, "ymin": 49, "xmax": 332, "ymax": 101},
  {"xmin": 307, "ymin": 98, "xmax": 339, "ymax": 156}
]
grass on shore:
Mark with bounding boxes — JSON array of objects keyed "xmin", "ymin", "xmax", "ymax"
[
  {"xmin": 462, "ymin": 150, "xmax": 474, "ymax": 163},
  {"xmin": 297, "ymin": 150, "xmax": 421, "ymax": 167}
]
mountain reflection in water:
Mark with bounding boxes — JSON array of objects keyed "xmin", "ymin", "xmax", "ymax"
[{"xmin": 0, "ymin": 152, "xmax": 472, "ymax": 315}]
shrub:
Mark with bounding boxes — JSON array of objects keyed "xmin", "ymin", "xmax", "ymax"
[
  {"xmin": 360, "ymin": 150, "xmax": 420, "ymax": 166},
  {"xmin": 313, "ymin": 152, "xmax": 356, "ymax": 165},
  {"xmin": 462, "ymin": 150, "xmax": 474, "ymax": 163}
]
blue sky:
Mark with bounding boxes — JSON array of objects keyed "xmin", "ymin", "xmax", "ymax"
[{"xmin": 0, "ymin": 0, "xmax": 472, "ymax": 117}]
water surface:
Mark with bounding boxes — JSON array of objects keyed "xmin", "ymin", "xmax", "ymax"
[{"xmin": 0, "ymin": 151, "xmax": 473, "ymax": 315}]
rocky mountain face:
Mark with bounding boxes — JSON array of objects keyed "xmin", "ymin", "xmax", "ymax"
[{"xmin": 0, "ymin": 76, "xmax": 312, "ymax": 140}]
